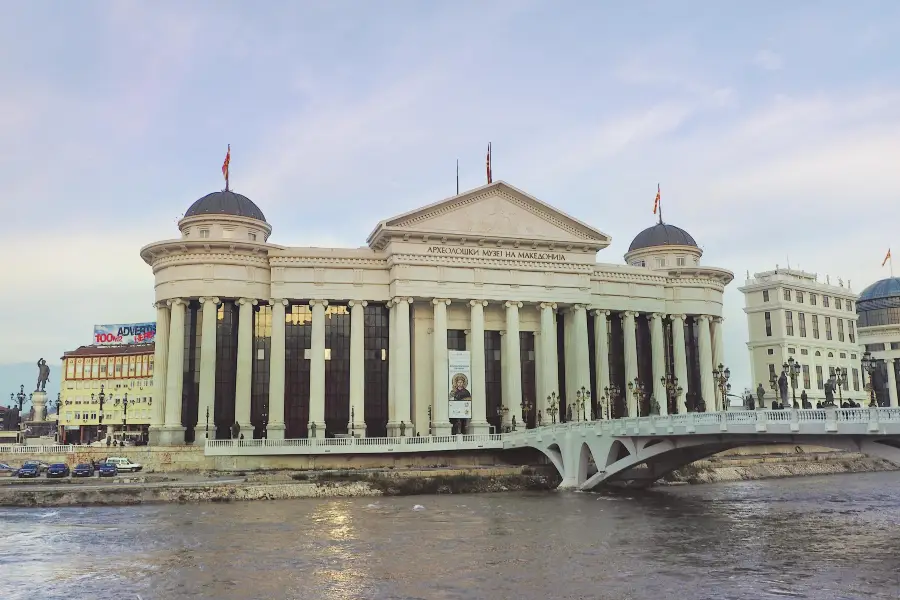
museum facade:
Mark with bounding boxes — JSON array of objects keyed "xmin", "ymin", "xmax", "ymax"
[{"xmin": 140, "ymin": 181, "xmax": 733, "ymax": 445}]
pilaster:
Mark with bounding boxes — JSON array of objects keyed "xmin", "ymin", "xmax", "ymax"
[
  {"xmin": 267, "ymin": 299, "xmax": 288, "ymax": 440},
  {"xmin": 431, "ymin": 299, "xmax": 452, "ymax": 435},
  {"xmin": 348, "ymin": 300, "xmax": 367, "ymax": 436},
  {"xmin": 234, "ymin": 298, "xmax": 258, "ymax": 437},
  {"xmin": 469, "ymin": 300, "xmax": 490, "ymax": 434},
  {"xmin": 197, "ymin": 297, "xmax": 220, "ymax": 442},
  {"xmin": 649, "ymin": 313, "xmax": 667, "ymax": 416},
  {"xmin": 622, "ymin": 311, "xmax": 638, "ymax": 417},
  {"xmin": 148, "ymin": 301, "xmax": 170, "ymax": 445},
  {"xmin": 308, "ymin": 299, "xmax": 328, "ymax": 438},
  {"xmin": 697, "ymin": 315, "xmax": 716, "ymax": 411},
  {"xmin": 671, "ymin": 314, "xmax": 689, "ymax": 414},
  {"xmin": 503, "ymin": 301, "xmax": 523, "ymax": 427},
  {"xmin": 593, "ymin": 310, "xmax": 610, "ymax": 418},
  {"xmin": 161, "ymin": 298, "xmax": 186, "ymax": 445},
  {"xmin": 388, "ymin": 297, "xmax": 413, "ymax": 436},
  {"xmin": 539, "ymin": 303, "xmax": 558, "ymax": 420}
]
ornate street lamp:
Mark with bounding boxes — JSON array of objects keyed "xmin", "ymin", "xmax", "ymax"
[
  {"xmin": 769, "ymin": 372, "xmax": 779, "ymax": 409},
  {"xmin": 205, "ymin": 406, "xmax": 210, "ymax": 439},
  {"xmin": 575, "ymin": 386, "xmax": 590, "ymax": 421},
  {"xmin": 427, "ymin": 405, "xmax": 433, "ymax": 435},
  {"xmin": 781, "ymin": 358, "xmax": 800, "ymax": 408},
  {"xmin": 122, "ymin": 392, "xmax": 128, "ymax": 438},
  {"xmin": 16, "ymin": 384, "xmax": 26, "ymax": 413},
  {"xmin": 602, "ymin": 383, "xmax": 620, "ymax": 420},
  {"xmin": 660, "ymin": 373, "xmax": 683, "ymax": 415},
  {"xmin": 350, "ymin": 406, "xmax": 355, "ymax": 438},
  {"xmin": 520, "ymin": 399, "xmax": 533, "ymax": 428},
  {"xmin": 496, "ymin": 404, "xmax": 509, "ymax": 431},
  {"xmin": 712, "ymin": 363, "xmax": 732, "ymax": 411},
  {"xmin": 830, "ymin": 367, "xmax": 847, "ymax": 407},
  {"xmin": 861, "ymin": 351, "xmax": 878, "ymax": 407},
  {"xmin": 627, "ymin": 378, "xmax": 645, "ymax": 417},
  {"xmin": 547, "ymin": 392, "xmax": 559, "ymax": 424}
]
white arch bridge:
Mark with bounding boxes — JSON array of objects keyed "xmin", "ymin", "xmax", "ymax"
[{"xmin": 503, "ymin": 408, "xmax": 900, "ymax": 490}]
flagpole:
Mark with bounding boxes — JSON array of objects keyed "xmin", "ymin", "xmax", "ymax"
[
  {"xmin": 658, "ymin": 184, "xmax": 663, "ymax": 224},
  {"xmin": 892, "ymin": 254, "xmax": 895, "ymax": 278},
  {"xmin": 456, "ymin": 159, "xmax": 459, "ymax": 195}
]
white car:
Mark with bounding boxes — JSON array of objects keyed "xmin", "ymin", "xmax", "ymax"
[{"xmin": 102, "ymin": 457, "xmax": 143, "ymax": 472}]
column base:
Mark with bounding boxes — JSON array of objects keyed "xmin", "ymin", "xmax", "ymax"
[
  {"xmin": 149, "ymin": 425, "xmax": 186, "ymax": 446},
  {"xmin": 308, "ymin": 421, "xmax": 327, "ymax": 439},
  {"xmin": 267, "ymin": 423, "xmax": 286, "ymax": 441},
  {"xmin": 386, "ymin": 421, "xmax": 412, "ymax": 437},
  {"xmin": 432, "ymin": 421, "xmax": 453, "ymax": 436},
  {"xmin": 238, "ymin": 422, "xmax": 255, "ymax": 441},
  {"xmin": 347, "ymin": 422, "xmax": 367, "ymax": 438},
  {"xmin": 468, "ymin": 420, "xmax": 491, "ymax": 435}
]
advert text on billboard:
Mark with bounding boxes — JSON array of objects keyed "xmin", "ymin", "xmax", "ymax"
[{"xmin": 93, "ymin": 322, "xmax": 156, "ymax": 346}]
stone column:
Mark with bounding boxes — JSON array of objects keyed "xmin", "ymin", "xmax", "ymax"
[
  {"xmin": 387, "ymin": 300, "xmax": 396, "ymax": 426},
  {"xmin": 308, "ymin": 299, "xmax": 328, "ymax": 438},
  {"xmin": 622, "ymin": 311, "xmax": 638, "ymax": 417},
  {"xmin": 671, "ymin": 314, "xmax": 689, "ymax": 414},
  {"xmin": 348, "ymin": 300, "xmax": 367, "ymax": 436},
  {"xmin": 572, "ymin": 305, "xmax": 591, "ymax": 417},
  {"xmin": 503, "ymin": 302, "xmax": 523, "ymax": 427},
  {"xmin": 161, "ymin": 298, "xmax": 186, "ymax": 445},
  {"xmin": 593, "ymin": 310, "xmax": 610, "ymax": 418},
  {"xmin": 469, "ymin": 300, "xmax": 490, "ymax": 434},
  {"xmin": 888, "ymin": 359, "xmax": 899, "ymax": 408},
  {"xmin": 197, "ymin": 297, "xmax": 220, "ymax": 442},
  {"xmin": 650, "ymin": 313, "xmax": 667, "ymax": 416},
  {"xmin": 697, "ymin": 315, "xmax": 716, "ymax": 412},
  {"xmin": 267, "ymin": 299, "xmax": 288, "ymax": 440},
  {"xmin": 712, "ymin": 317, "xmax": 725, "ymax": 372},
  {"xmin": 149, "ymin": 302, "xmax": 170, "ymax": 445},
  {"xmin": 539, "ymin": 303, "xmax": 558, "ymax": 420},
  {"xmin": 234, "ymin": 298, "xmax": 257, "ymax": 437},
  {"xmin": 431, "ymin": 299, "xmax": 452, "ymax": 435},
  {"xmin": 388, "ymin": 297, "xmax": 413, "ymax": 435}
]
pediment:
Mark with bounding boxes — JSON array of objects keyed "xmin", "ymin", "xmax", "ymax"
[{"xmin": 367, "ymin": 181, "xmax": 610, "ymax": 249}]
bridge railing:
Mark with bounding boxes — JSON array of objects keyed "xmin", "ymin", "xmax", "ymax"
[
  {"xmin": 0, "ymin": 444, "xmax": 76, "ymax": 454},
  {"xmin": 204, "ymin": 433, "xmax": 504, "ymax": 456}
]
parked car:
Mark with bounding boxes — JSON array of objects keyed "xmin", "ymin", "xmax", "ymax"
[
  {"xmin": 72, "ymin": 463, "xmax": 94, "ymax": 478},
  {"xmin": 21, "ymin": 460, "xmax": 50, "ymax": 473},
  {"xmin": 97, "ymin": 462, "xmax": 118, "ymax": 478},
  {"xmin": 16, "ymin": 464, "xmax": 40, "ymax": 478},
  {"xmin": 0, "ymin": 463, "xmax": 16, "ymax": 477},
  {"xmin": 46, "ymin": 463, "xmax": 70, "ymax": 478},
  {"xmin": 101, "ymin": 457, "xmax": 142, "ymax": 473}
]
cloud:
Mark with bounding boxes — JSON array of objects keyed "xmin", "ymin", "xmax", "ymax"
[{"xmin": 752, "ymin": 49, "xmax": 784, "ymax": 71}]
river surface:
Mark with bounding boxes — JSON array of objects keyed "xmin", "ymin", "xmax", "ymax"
[{"xmin": 3, "ymin": 472, "xmax": 900, "ymax": 600}]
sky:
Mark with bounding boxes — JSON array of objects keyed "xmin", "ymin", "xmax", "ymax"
[{"xmin": 2, "ymin": 1, "xmax": 900, "ymax": 405}]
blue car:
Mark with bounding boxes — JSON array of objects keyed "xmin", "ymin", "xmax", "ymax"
[
  {"xmin": 16, "ymin": 464, "xmax": 40, "ymax": 478},
  {"xmin": 46, "ymin": 463, "xmax": 70, "ymax": 478},
  {"xmin": 72, "ymin": 463, "xmax": 94, "ymax": 478},
  {"xmin": 97, "ymin": 462, "xmax": 118, "ymax": 477}
]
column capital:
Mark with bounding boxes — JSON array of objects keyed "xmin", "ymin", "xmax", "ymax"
[
  {"xmin": 464, "ymin": 329, "xmax": 471, "ymax": 336},
  {"xmin": 432, "ymin": 298, "xmax": 451, "ymax": 306},
  {"xmin": 154, "ymin": 301, "xmax": 168, "ymax": 310},
  {"xmin": 267, "ymin": 298, "xmax": 289, "ymax": 307},
  {"xmin": 650, "ymin": 312, "xmax": 665, "ymax": 321},
  {"xmin": 237, "ymin": 298, "xmax": 259, "ymax": 307},
  {"xmin": 347, "ymin": 300, "xmax": 368, "ymax": 308},
  {"xmin": 200, "ymin": 296, "xmax": 221, "ymax": 306},
  {"xmin": 499, "ymin": 330, "xmax": 507, "ymax": 336},
  {"xmin": 696, "ymin": 314, "xmax": 711, "ymax": 323},
  {"xmin": 591, "ymin": 308, "xmax": 610, "ymax": 317},
  {"xmin": 888, "ymin": 358, "xmax": 896, "ymax": 364},
  {"xmin": 391, "ymin": 297, "xmax": 413, "ymax": 305},
  {"xmin": 620, "ymin": 310, "xmax": 637, "ymax": 320},
  {"xmin": 713, "ymin": 316, "xmax": 724, "ymax": 324},
  {"xmin": 166, "ymin": 298, "xmax": 187, "ymax": 308},
  {"xmin": 505, "ymin": 301, "xmax": 523, "ymax": 309},
  {"xmin": 571, "ymin": 303, "xmax": 587, "ymax": 312},
  {"xmin": 309, "ymin": 299, "xmax": 329, "ymax": 308},
  {"xmin": 539, "ymin": 302, "xmax": 558, "ymax": 311},
  {"xmin": 669, "ymin": 313, "xmax": 687, "ymax": 321},
  {"xmin": 470, "ymin": 299, "xmax": 489, "ymax": 307}
]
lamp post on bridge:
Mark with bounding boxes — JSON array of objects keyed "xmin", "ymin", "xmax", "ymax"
[
  {"xmin": 205, "ymin": 406, "xmax": 210, "ymax": 440},
  {"xmin": 660, "ymin": 373, "xmax": 682, "ymax": 415},
  {"xmin": 627, "ymin": 378, "xmax": 645, "ymax": 417},
  {"xmin": 547, "ymin": 392, "xmax": 559, "ymax": 425},
  {"xmin": 575, "ymin": 386, "xmax": 590, "ymax": 421},
  {"xmin": 830, "ymin": 367, "xmax": 847, "ymax": 407},
  {"xmin": 712, "ymin": 364, "xmax": 732, "ymax": 412},
  {"xmin": 496, "ymin": 404, "xmax": 509, "ymax": 432},
  {"xmin": 782, "ymin": 358, "xmax": 801, "ymax": 409},
  {"xmin": 602, "ymin": 384, "xmax": 620, "ymax": 420},
  {"xmin": 520, "ymin": 399, "xmax": 533, "ymax": 429},
  {"xmin": 861, "ymin": 351, "xmax": 878, "ymax": 407},
  {"xmin": 769, "ymin": 373, "xmax": 779, "ymax": 409}
]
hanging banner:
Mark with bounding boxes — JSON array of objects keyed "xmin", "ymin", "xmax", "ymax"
[
  {"xmin": 448, "ymin": 350, "xmax": 473, "ymax": 419},
  {"xmin": 93, "ymin": 322, "xmax": 156, "ymax": 346}
]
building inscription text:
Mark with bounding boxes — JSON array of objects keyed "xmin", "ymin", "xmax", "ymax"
[{"xmin": 426, "ymin": 246, "xmax": 567, "ymax": 262}]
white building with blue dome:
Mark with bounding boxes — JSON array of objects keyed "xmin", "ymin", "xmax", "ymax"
[
  {"xmin": 140, "ymin": 181, "xmax": 733, "ymax": 446},
  {"xmin": 856, "ymin": 277, "xmax": 900, "ymax": 407}
]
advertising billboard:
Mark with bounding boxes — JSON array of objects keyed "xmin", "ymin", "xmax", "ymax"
[
  {"xmin": 93, "ymin": 322, "xmax": 156, "ymax": 346},
  {"xmin": 448, "ymin": 350, "xmax": 473, "ymax": 419}
]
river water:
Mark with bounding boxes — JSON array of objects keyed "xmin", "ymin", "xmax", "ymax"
[{"xmin": 3, "ymin": 472, "xmax": 900, "ymax": 600}]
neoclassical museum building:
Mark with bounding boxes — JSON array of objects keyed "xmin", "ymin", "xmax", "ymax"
[{"xmin": 141, "ymin": 181, "xmax": 733, "ymax": 445}]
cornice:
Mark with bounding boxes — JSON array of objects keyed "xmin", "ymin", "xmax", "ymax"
[
  {"xmin": 269, "ymin": 256, "xmax": 388, "ymax": 268},
  {"xmin": 386, "ymin": 254, "xmax": 594, "ymax": 271},
  {"xmin": 141, "ymin": 239, "xmax": 280, "ymax": 266},
  {"xmin": 150, "ymin": 252, "xmax": 270, "ymax": 272}
]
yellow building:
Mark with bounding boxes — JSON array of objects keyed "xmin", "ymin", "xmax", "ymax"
[{"xmin": 59, "ymin": 344, "xmax": 155, "ymax": 444}]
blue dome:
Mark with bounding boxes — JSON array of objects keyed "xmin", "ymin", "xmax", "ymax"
[
  {"xmin": 628, "ymin": 223, "xmax": 698, "ymax": 252},
  {"xmin": 858, "ymin": 277, "xmax": 900, "ymax": 303}
]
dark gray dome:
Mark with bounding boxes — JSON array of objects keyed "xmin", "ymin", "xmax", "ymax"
[
  {"xmin": 184, "ymin": 191, "xmax": 266, "ymax": 222},
  {"xmin": 628, "ymin": 223, "xmax": 698, "ymax": 252},
  {"xmin": 859, "ymin": 277, "xmax": 900, "ymax": 303}
]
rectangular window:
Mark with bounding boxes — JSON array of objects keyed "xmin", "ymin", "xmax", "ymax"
[
  {"xmin": 812, "ymin": 315, "xmax": 820, "ymax": 339},
  {"xmin": 784, "ymin": 289, "xmax": 792, "ymax": 301},
  {"xmin": 816, "ymin": 365, "xmax": 824, "ymax": 389},
  {"xmin": 676, "ymin": 256, "xmax": 686, "ymax": 266},
  {"xmin": 785, "ymin": 310, "xmax": 794, "ymax": 336},
  {"xmin": 762, "ymin": 290, "xmax": 770, "ymax": 302},
  {"xmin": 847, "ymin": 300, "xmax": 853, "ymax": 312},
  {"xmin": 99, "ymin": 358, "xmax": 107, "ymax": 378},
  {"xmin": 768, "ymin": 363, "xmax": 777, "ymax": 383},
  {"xmin": 848, "ymin": 321, "xmax": 855, "ymax": 343},
  {"xmin": 835, "ymin": 298, "xmax": 842, "ymax": 310},
  {"xmin": 764, "ymin": 312, "xmax": 772, "ymax": 337},
  {"xmin": 797, "ymin": 291, "xmax": 804, "ymax": 304},
  {"xmin": 801, "ymin": 349, "xmax": 808, "ymax": 355},
  {"xmin": 823, "ymin": 295, "xmax": 830, "ymax": 308},
  {"xmin": 825, "ymin": 317, "xmax": 832, "ymax": 341},
  {"xmin": 798, "ymin": 312, "xmax": 807, "ymax": 337},
  {"xmin": 655, "ymin": 258, "xmax": 666, "ymax": 268},
  {"xmin": 810, "ymin": 294, "xmax": 817, "ymax": 306},
  {"xmin": 837, "ymin": 319, "xmax": 845, "ymax": 342},
  {"xmin": 249, "ymin": 232, "xmax": 257, "ymax": 241},
  {"xmin": 788, "ymin": 347, "xmax": 796, "ymax": 354},
  {"xmin": 802, "ymin": 364, "xmax": 810, "ymax": 389},
  {"xmin": 852, "ymin": 368, "xmax": 860, "ymax": 391},
  {"xmin": 200, "ymin": 229, "xmax": 209, "ymax": 238}
]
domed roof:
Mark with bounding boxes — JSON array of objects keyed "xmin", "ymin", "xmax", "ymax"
[
  {"xmin": 858, "ymin": 277, "xmax": 900, "ymax": 303},
  {"xmin": 184, "ymin": 190, "xmax": 266, "ymax": 222},
  {"xmin": 628, "ymin": 222, "xmax": 698, "ymax": 252}
]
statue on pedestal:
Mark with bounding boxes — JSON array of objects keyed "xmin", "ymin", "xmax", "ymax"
[
  {"xmin": 778, "ymin": 373, "xmax": 789, "ymax": 406},
  {"xmin": 35, "ymin": 359, "xmax": 50, "ymax": 392},
  {"xmin": 824, "ymin": 379, "xmax": 835, "ymax": 406},
  {"xmin": 756, "ymin": 384, "xmax": 766, "ymax": 408}
]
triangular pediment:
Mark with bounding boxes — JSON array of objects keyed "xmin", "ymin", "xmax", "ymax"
[{"xmin": 367, "ymin": 181, "xmax": 610, "ymax": 249}]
